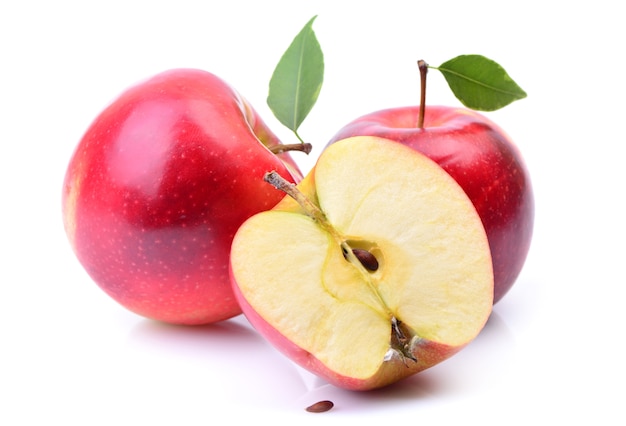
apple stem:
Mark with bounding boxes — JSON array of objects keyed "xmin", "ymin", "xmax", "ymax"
[
  {"xmin": 418, "ymin": 59, "xmax": 428, "ymax": 129},
  {"xmin": 268, "ymin": 142, "xmax": 313, "ymax": 155},
  {"xmin": 264, "ymin": 171, "xmax": 330, "ymax": 231}
]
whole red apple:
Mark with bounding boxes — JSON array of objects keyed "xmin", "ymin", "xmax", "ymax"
[
  {"xmin": 63, "ymin": 69, "xmax": 306, "ymax": 325},
  {"xmin": 328, "ymin": 106, "xmax": 533, "ymax": 303}
]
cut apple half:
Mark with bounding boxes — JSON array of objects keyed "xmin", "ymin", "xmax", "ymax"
[{"xmin": 230, "ymin": 136, "xmax": 493, "ymax": 390}]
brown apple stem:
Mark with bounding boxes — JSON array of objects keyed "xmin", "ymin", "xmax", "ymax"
[
  {"xmin": 417, "ymin": 59, "xmax": 428, "ymax": 129},
  {"xmin": 264, "ymin": 171, "xmax": 329, "ymax": 228},
  {"xmin": 268, "ymin": 143, "xmax": 313, "ymax": 155}
]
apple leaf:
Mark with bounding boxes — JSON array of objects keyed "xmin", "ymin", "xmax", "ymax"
[
  {"xmin": 267, "ymin": 16, "xmax": 324, "ymax": 142},
  {"xmin": 433, "ymin": 55, "xmax": 527, "ymax": 111}
]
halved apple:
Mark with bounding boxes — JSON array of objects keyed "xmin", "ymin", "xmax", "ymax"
[{"xmin": 229, "ymin": 136, "xmax": 493, "ymax": 390}]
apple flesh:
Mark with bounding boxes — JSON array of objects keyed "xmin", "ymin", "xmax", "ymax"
[
  {"xmin": 63, "ymin": 69, "xmax": 304, "ymax": 325},
  {"xmin": 230, "ymin": 136, "xmax": 493, "ymax": 390},
  {"xmin": 328, "ymin": 106, "xmax": 533, "ymax": 303}
]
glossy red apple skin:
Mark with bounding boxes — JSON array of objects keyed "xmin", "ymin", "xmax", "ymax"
[
  {"xmin": 63, "ymin": 69, "xmax": 302, "ymax": 325},
  {"xmin": 328, "ymin": 106, "xmax": 534, "ymax": 303}
]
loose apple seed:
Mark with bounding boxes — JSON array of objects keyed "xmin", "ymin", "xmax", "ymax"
[{"xmin": 306, "ymin": 400, "xmax": 334, "ymax": 413}]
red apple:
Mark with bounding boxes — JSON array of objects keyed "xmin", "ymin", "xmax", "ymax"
[
  {"xmin": 63, "ymin": 69, "xmax": 306, "ymax": 325},
  {"xmin": 328, "ymin": 106, "xmax": 533, "ymax": 303}
]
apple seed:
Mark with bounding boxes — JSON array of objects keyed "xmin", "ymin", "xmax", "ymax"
[
  {"xmin": 342, "ymin": 247, "xmax": 379, "ymax": 272},
  {"xmin": 306, "ymin": 400, "xmax": 334, "ymax": 413}
]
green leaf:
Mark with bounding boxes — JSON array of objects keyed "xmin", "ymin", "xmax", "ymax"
[
  {"xmin": 434, "ymin": 54, "xmax": 527, "ymax": 111},
  {"xmin": 267, "ymin": 16, "xmax": 324, "ymax": 137}
]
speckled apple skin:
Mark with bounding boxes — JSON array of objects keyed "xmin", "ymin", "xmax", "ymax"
[{"xmin": 63, "ymin": 69, "xmax": 301, "ymax": 325}]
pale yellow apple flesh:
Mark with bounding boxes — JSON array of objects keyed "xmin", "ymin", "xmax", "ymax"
[{"xmin": 230, "ymin": 136, "xmax": 493, "ymax": 383}]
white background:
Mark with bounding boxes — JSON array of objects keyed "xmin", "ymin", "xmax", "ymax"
[{"xmin": 1, "ymin": 1, "xmax": 624, "ymax": 424}]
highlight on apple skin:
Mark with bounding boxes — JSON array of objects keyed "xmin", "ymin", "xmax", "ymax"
[
  {"xmin": 230, "ymin": 136, "xmax": 494, "ymax": 390},
  {"xmin": 328, "ymin": 106, "xmax": 534, "ymax": 303},
  {"xmin": 62, "ymin": 69, "xmax": 304, "ymax": 325}
]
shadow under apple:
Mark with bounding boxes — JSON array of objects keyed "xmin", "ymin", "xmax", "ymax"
[{"xmin": 126, "ymin": 314, "xmax": 312, "ymax": 410}]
